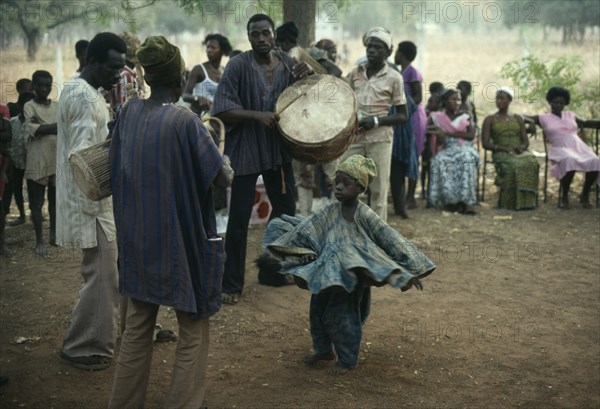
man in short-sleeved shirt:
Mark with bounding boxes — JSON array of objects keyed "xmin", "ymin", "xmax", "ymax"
[{"xmin": 344, "ymin": 27, "xmax": 407, "ymax": 222}]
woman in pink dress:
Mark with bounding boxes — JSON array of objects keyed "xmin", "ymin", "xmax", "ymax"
[{"xmin": 530, "ymin": 87, "xmax": 600, "ymax": 208}]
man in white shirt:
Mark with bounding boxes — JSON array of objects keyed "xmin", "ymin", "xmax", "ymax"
[
  {"xmin": 344, "ymin": 27, "xmax": 407, "ymax": 221},
  {"xmin": 56, "ymin": 32, "xmax": 126, "ymax": 371}
]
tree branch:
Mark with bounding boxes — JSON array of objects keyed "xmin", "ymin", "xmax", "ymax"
[{"xmin": 46, "ymin": 11, "xmax": 85, "ymax": 30}]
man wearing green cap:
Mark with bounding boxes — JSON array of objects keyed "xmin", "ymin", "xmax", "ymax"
[{"xmin": 108, "ymin": 35, "xmax": 230, "ymax": 408}]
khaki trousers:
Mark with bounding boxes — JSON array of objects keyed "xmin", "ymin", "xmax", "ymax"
[
  {"xmin": 341, "ymin": 142, "xmax": 392, "ymax": 222},
  {"xmin": 294, "ymin": 160, "xmax": 338, "ymax": 217},
  {"xmin": 108, "ymin": 298, "xmax": 210, "ymax": 409},
  {"xmin": 61, "ymin": 221, "xmax": 119, "ymax": 357}
]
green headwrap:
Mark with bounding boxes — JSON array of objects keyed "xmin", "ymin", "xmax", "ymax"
[
  {"xmin": 136, "ymin": 35, "xmax": 185, "ymax": 86},
  {"xmin": 337, "ymin": 155, "xmax": 378, "ymax": 189}
]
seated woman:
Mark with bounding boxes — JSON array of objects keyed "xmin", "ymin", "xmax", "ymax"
[
  {"xmin": 182, "ymin": 33, "xmax": 232, "ymax": 114},
  {"xmin": 482, "ymin": 87, "xmax": 539, "ymax": 210},
  {"xmin": 427, "ymin": 89, "xmax": 479, "ymax": 214},
  {"xmin": 529, "ymin": 87, "xmax": 600, "ymax": 209}
]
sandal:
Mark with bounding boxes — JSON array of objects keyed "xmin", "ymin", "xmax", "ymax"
[
  {"xmin": 155, "ymin": 328, "xmax": 178, "ymax": 343},
  {"xmin": 59, "ymin": 351, "xmax": 111, "ymax": 371},
  {"xmin": 222, "ymin": 293, "xmax": 240, "ymax": 305}
]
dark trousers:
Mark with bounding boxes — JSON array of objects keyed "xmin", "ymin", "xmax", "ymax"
[
  {"xmin": 222, "ymin": 163, "xmax": 296, "ymax": 295},
  {"xmin": 310, "ymin": 286, "xmax": 371, "ymax": 369},
  {"xmin": 390, "ymin": 159, "xmax": 408, "ymax": 214},
  {"xmin": 0, "ymin": 199, "xmax": 5, "ymax": 252},
  {"xmin": 3, "ymin": 165, "xmax": 26, "ymax": 218},
  {"xmin": 26, "ymin": 179, "xmax": 56, "ymax": 244}
]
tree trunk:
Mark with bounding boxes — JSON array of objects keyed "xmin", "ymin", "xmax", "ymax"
[
  {"xmin": 25, "ymin": 27, "xmax": 41, "ymax": 61},
  {"xmin": 283, "ymin": 0, "xmax": 316, "ymax": 48},
  {"xmin": 578, "ymin": 24, "xmax": 585, "ymax": 44}
]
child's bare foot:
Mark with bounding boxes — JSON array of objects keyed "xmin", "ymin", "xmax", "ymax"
[
  {"xmin": 303, "ymin": 351, "xmax": 335, "ymax": 364},
  {"xmin": 329, "ymin": 363, "xmax": 351, "ymax": 375}
]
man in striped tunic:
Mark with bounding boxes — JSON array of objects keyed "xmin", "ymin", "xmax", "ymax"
[
  {"xmin": 211, "ymin": 13, "xmax": 313, "ymax": 303},
  {"xmin": 108, "ymin": 36, "xmax": 230, "ymax": 408}
]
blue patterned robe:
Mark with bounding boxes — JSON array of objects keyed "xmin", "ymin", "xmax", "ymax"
[
  {"xmin": 266, "ymin": 201, "xmax": 435, "ymax": 293},
  {"xmin": 264, "ymin": 201, "xmax": 434, "ymax": 368}
]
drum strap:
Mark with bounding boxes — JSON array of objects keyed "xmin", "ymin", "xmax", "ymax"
[
  {"xmin": 275, "ymin": 48, "xmax": 291, "ymax": 195},
  {"xmin": 275, "ymin": 49, "xmax": 293, "ymax": 80}
]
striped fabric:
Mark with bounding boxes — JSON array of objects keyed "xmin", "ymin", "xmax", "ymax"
[
  {"xmin": 110, "ymin": 100, "xmax": 224, "ymax": 319},
  {"xmin": 211, "ymin": 50, "xmax": 295, "ymax": 176}
]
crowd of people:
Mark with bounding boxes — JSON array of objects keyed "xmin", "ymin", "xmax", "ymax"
[{"xmin": 0, "ymin": 11, "xmax": 599, "ymax": 405}]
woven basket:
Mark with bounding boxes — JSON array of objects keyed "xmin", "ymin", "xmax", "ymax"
[{"xmin": 70, "ymin": 140, "xmax": 111, "ymax": 201}]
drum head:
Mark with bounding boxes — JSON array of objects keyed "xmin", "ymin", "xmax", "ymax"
[{"xmin": 276, "ymin": 75, "xmax": 356, "ymax": 146}]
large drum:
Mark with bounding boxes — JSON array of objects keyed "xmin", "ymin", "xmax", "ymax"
[{"xmin": 276, "ymin": 75, "xmax": 357, "ymax": 164}]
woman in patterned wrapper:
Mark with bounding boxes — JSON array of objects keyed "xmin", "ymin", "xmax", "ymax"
[
  {"xmin": 482, "ymin": 87, "xmax": 539, "ymax": 210},
  {"xmin": 427, "ymin": 89, "xmax": 479, "ymax": 214}
]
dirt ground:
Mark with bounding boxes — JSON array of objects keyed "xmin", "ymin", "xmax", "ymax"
[{"xmin": 0, "ymin": 167, "xmax": 599, "ymax": 409}]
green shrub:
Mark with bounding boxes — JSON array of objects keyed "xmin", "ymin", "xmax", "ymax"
[{"xmin": 500, "ymin": 54, "xmax": 598, "ymax": 118}]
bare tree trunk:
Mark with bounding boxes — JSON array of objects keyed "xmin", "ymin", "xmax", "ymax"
[
  {"xmin": 18, "ymin": 13, "xmax": 41, "ymax": 61},
  {"xmin": 283, "ymin": 0, "xmax": 316, "ymax": 48},
  {"xmin": 25, "ymin": 27, "xmax": 41, "ymax": 61},
  {"xmin": 578, "ymin": 24, "xmax": 585, "ymax": 44}
]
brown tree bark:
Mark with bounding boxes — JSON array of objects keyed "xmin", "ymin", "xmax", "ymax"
[{"xmin": 283, "ymin": 0, "xmax": 316, "ymax": 47}]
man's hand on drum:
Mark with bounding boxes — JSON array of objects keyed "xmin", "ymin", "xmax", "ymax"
[
  {"xmin": 254, "ymin": 111, "xmax": 280, "ymax": 128},
  {"xmin": 359, "ymin": 116, "xmax": 377, "ymax": 131},
  {"xmin": 291, "ymin": 61, "xmax": 314, "ymax": 79}
]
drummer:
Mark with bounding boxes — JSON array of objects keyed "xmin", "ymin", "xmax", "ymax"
[
  {"xmin": 275, "ymin": 22, "xmax": 343, "ymax": 217},
  {"xmin": 211, "ymin": 13, "xmax": 314, "ymax": 305},
  {"xmin": 342, "ymin": 27, "xmax": 408, "ymax": 222}
]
